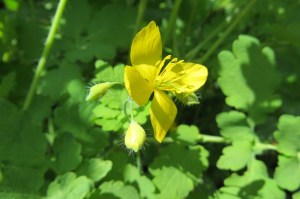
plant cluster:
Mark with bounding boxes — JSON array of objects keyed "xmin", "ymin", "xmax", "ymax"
[{"xmin": 0, "ymin": 0, "xmax": 299, "ymax": 198}]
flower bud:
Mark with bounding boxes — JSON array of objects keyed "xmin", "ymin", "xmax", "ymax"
[
  {"xmin": 175, "ymin": 92, "xmax": 200, "ymax": 106},
  {"xmin": 86, "ymin": 82, "xmax": 116, "ymax": 101},
  {"xmin": 125, "ymin": 121, "xmax": 146, "ymax": 152}
]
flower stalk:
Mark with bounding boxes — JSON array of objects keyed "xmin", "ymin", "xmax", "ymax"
[
  {"xmin": 23, "ymin": 0, "xmax": 68, "ymax": 110},
  {"xmin": 198, "ymin": 133, "xmax": 278, "ymax": 152}
]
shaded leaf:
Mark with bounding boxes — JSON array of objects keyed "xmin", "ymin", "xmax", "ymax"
[
  {"xmin": 53, "ymin": 133, "xmax": 82, "ymax": 173},
  {"xmin": 0, "ymin": 99, "xmax": 48, "ymax": 193},
  {"xmin": 0, "ymin": 71, "xmax": 16, "ymax": 98},
  {"xmin": 123, "ymin": 164, "xmax": 156, "ymax": 199}
]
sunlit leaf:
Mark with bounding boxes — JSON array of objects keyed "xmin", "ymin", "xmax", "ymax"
[
  {"xmin": 150, "ymin": 144, "xmax": 209, "ymax": 198},
  {"xmin": 175, "ymin": 124, "xmax": 200, "ymax": 145},
  {"xmin": 99, "ymin": 181, "xmax": 139, "ymax": 199},
  {"xmin": 274, "ymin": 155, "xmax": 300, "ymax": 191},
  {"xmin": 216, "ymin": 111, "xmax": 255, "ymax": 142},
  {"xmin": 77, "ymin": 158, "xmax": 112, "ymax": 182},
  {"xmin": 217, "ymin": 141, "xmax": 252, "ymax": 171},
  {"xmin": 218, "ymin": 35, "xmax": 281, "ymax": 123},
  {"xmin": 46, "ymin": 172, "xmax": 93, "ymax": 199},
  {"xmin": 274, "ymin": 114, "xmax": 300, "ymax": 156},
  {"xmin": 215, "ymin": 159, "xmax": 285, "ymax": 198}
]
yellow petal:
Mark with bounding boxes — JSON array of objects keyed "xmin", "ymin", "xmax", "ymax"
[
  {"xmin": 179, "ymin": 63, "xmax": 208, "ymax": 92},
  {"xmin": 124, "ymin": 66, "xmax": 154, "ymax": 106},
  {"xmin": 157, "ymin": 62, "xmax": 208, "ymax": 93},
  {"xmin": 133, "ymin": 64, "xmax": 157, "ymax": 87},
  {"xmin": 150, "ymin": 90, "xmax": 177, "ymax": 143},
  {"xmin": 131, "ymin": 21, "xmax": 162, "ymax": 66}
]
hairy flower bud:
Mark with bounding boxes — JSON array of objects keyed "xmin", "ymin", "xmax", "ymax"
[
  {"xmin": 175, "ymin": 92, "xmax": 200, "ymax": 106},
  {"xmin": 125, "ymin": 121, "xmax": 146, "ymax": 152},
  {"xmin": 86, "ymin": 82, "xmax": 116, "ymax": 101}
]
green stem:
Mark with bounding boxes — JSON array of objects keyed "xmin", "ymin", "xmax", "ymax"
[
  {"xmin": 198, "ymin": 134, "xmax": 278, "ymax": 152},
  {"xmin": 163, "ymin": 0, "xmax": 182, "ymax": 45},
  {"xmin": 136, "ymin": 152, "xmax": 142, "ymax": 174},
  {"xmin": 134, "ymin": 0, "xmax": 148, "ymax": 34},
  {"xmin": 130, "ymin": 99, "xmax": 134, "ymax": 121},
  {"xmin": 22, "ymin": 0, "xmax": 68, "ymax": 110},
  {"xmin": 185, "ymin": 21, "xmax": 226, "ymax": 60},
  {"xmin": 172, "ymin": 29, "xmax": 180, "ymax": 57},
  {"xmin": 199, "ymin": 134, "xmax": 229, "ymax": 144},
  {"xmin": 196, "ymin": 0, "xmax": 256, "ymax": 63},
  {"xmin": 184, "ymin": 0, "xmax": 199, "ymax": 39},
  {"xmin": 254, "ymin": 142, "xmax": 278, "ymax": 151}
]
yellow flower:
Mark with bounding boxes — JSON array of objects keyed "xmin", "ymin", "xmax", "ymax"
[{"xmin": 124, "ymin": 21, "xmax": 208, "ymax": 143}]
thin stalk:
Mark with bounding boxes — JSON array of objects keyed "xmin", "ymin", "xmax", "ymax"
[
  {"xmin": 23, "ymin": 0, "xmax": 68, "ymax": 110},
  {"xmin": 163, "ymin": 0, "xmax": 182, "ymax": 45},
  {"xmin": 130, "ymin": 99, "xmax": 134, "ymax": 121},
  {"xmin": 134, "ymin": 0, "xmax": 148, "ymax": 34},
  {"xmin": 136, "ymin": 152, "xmax": 142, "ymax": 174},
  {"xmin": 184, "ymin": 0, "xmax": 199, "ymax": 39},
  {"xmin": 172, "ymin": 29, "xmax": 180, "ymax": 57},
  {"xmin": 254, "ymin": 142, "xmax": 278, "ymax": 151},
  {"xmin": 185, "ymin": 21, "xmax": 226, "ymax": 60},
  {"xmin": 199, "ymin": 134, "xmax": 229, "ymax": 144},
  {"xmin": 198, "ymin": 133, "xmax": 278, "ymax": 152},
  {"xmin": 196, "ymin": 0, "xmax": 256, "ymax": 63}
]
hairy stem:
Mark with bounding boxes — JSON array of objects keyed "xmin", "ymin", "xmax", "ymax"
[{"xmin": 23, "ymin": 0, "xmax": 68, "ymax": 110}]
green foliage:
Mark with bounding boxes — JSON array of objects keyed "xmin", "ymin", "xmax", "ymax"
[
  {"xmin": 1, "ymin": 0, "xmax": 300, "ymax": 198},
  {"xmin": 77, "ymin": 158, "xmax": 112, "ymax": 182},
  {"xmin": 218, "ymin": 35, "xmax": 281, "ymax": 123},
  {"xmin": 149, "ymin": 139, "xmax": 209, "ymax": 198},
  {"xmin": 52, "ymin": 133, "xmax": 82, "ymax": 174},
  {"xmin": 274, "ymin": 115, "xmax": 300, "ymax": 156},
  {"xmin": 45, "ymin": 172, "xmax": 93, "ymax": 199},
  {"xmin": 99, "ymin": 180, "xmax": 140, "ymax": 199},
  {"xmin": 274, "ymin": 115, "xmax": 300, "ymax": 191},
  {"xmin": 215, "ymin": 159, "xmax": 285, "ymax": 199},
  {"xmin": 217, "ymin": 141, "xmax": 253, "ymax": 171}
]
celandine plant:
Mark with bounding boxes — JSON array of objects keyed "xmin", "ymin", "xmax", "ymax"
[{"xmin": 87, "ymin": 21, "xmax": 208, "ymax": 152}]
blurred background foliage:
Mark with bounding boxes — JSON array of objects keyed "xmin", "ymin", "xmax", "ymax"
[{"xmin": 0, "ymin": 0, "xmax": 300, "ymax": 198}]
